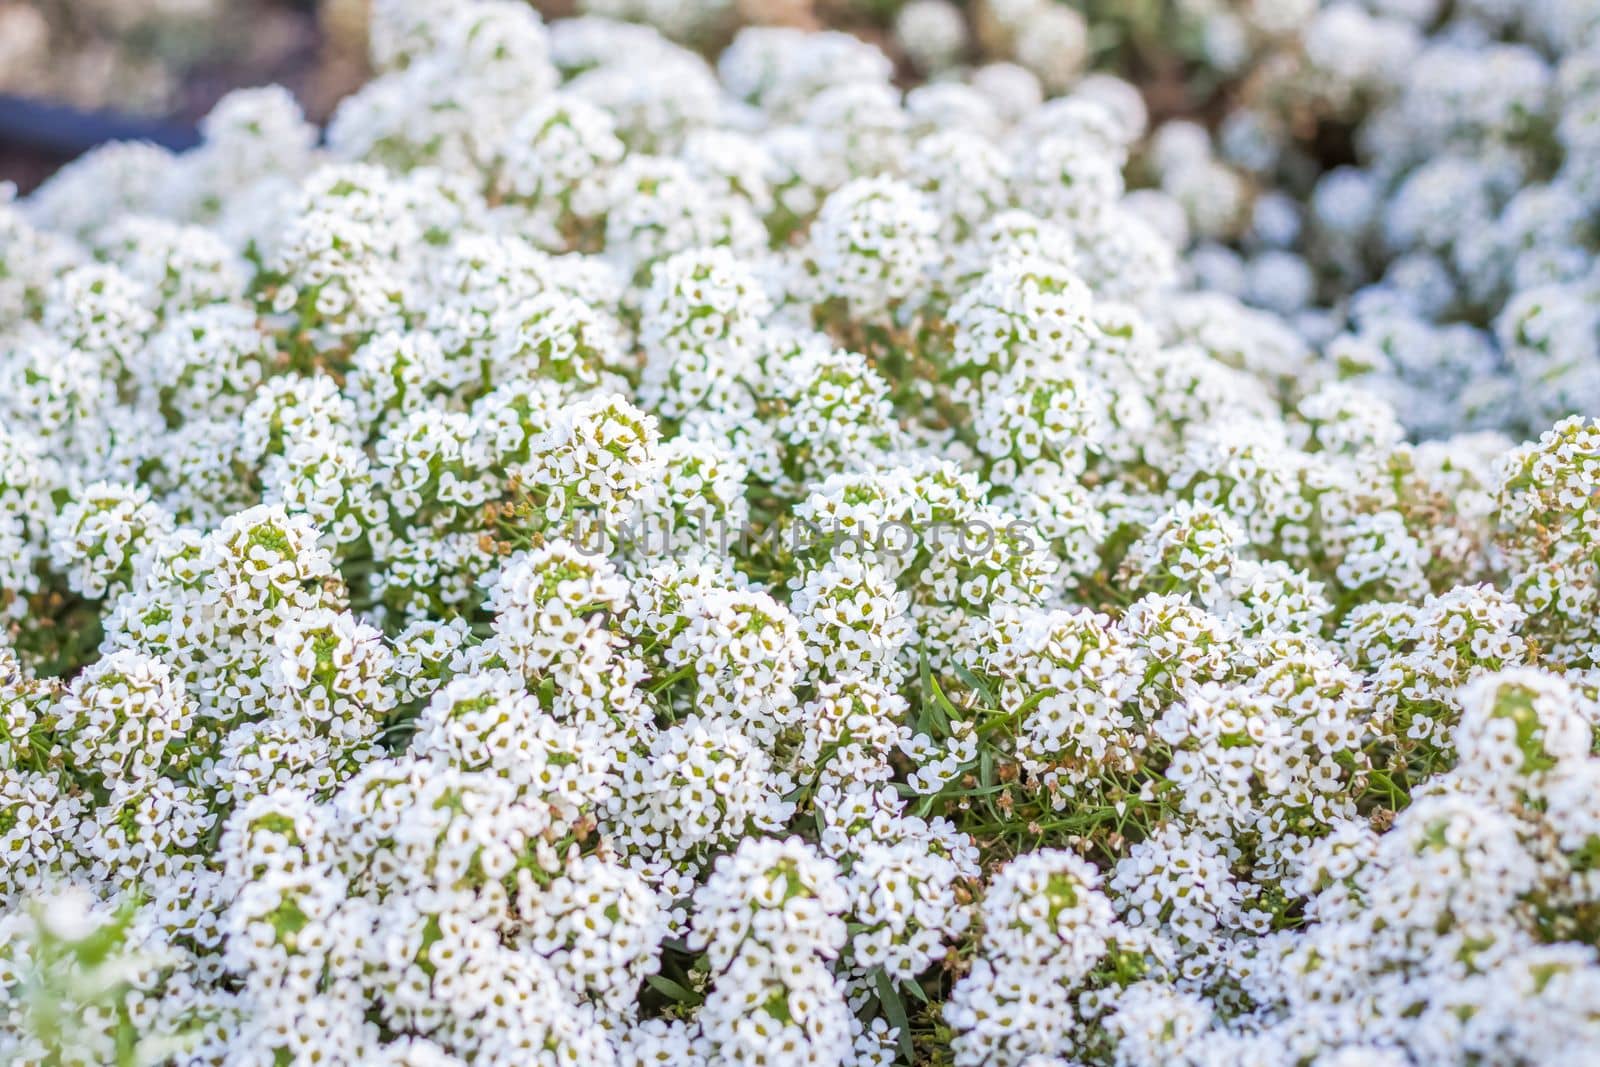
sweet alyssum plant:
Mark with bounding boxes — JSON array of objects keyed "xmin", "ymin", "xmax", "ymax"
[{"xmin": 2, "ymin": 2, "xmax": 1599, "ymax": 1065}]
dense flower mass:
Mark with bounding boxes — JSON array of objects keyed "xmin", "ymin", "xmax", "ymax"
[
  {"xmin": 2, "ymin": 1, "xmax": 1599, "ymax": 1065},
  {"xmin": 1127, "ymin": 0, "xmax": 1600, "ymax": 441}
]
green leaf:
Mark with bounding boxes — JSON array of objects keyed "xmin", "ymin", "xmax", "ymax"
[
  {"xmin": 917, "ymin": 652, "xmax": 951, "ymax": 737},
  {"xmin": 952, "ymin": 662, "xmax": 995, "ymax": 705},
  {"xmin": 645, "ymin": 974, "xmax": 702, "ymax": 1006},
  {"xmin": 874, "ymin": 969, "xmax": 915, "ymax": 1063},
  {"xmin": 928, "ymin": 673, "xmax": 962, "ymax": 726}
]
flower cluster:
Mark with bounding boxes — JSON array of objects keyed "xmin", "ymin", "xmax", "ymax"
[
  {"xmin": 1134, "ymin": 0, "xmax": 1600, "ymax": 440},
  {"xmin": 2, "ymin": 2, "xmax": 1599, "ymax": 1065}
]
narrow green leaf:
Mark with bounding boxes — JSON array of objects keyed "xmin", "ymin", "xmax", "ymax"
[
  {"xmin": 916, "ymin": 651, "xmax": 952, "ymax": 737},
  {"xmin": 645, "ymin": 974, "xmax": 701, "ymax": 1005},
  {"xmin": 952, "ymin": 661, "xmax": 995, "ymax": 705},
  {"xmin": 874, "ymin": 969, "xmax": 915, "ymax": 1063}
]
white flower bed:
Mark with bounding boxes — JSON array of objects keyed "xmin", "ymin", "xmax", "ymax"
[
  {"xmin": 1, "ymin": 2, "xmax": 1598, "ymax": 1065},
  {"xmin": 1136, "ymin": 0, "xmax": 1600, "ymax": 440}
]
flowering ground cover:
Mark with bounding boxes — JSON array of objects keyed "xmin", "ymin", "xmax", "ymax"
[{"xmin": 1, "ymin": 2, "xmax": 1599, "ymax": 1065}]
